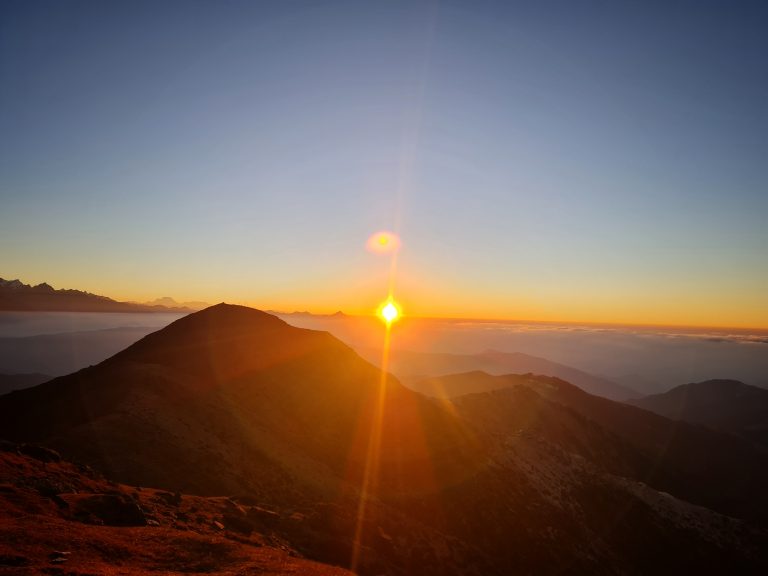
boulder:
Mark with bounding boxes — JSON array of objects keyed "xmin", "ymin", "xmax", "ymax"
[
  {"xmin": 63, "ymin": 493, "xmax": 146, "ymax": 526},
  {"xmin": 247, "ymin": 505, "xmax": 281, "ymax": 526}
]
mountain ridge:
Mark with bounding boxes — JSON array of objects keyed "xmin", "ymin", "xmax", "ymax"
[
  {"xmin": 0, "ymin": 277, "xmax": 195, "ymax": 313},
  {"xmin": 627, "ymin": 379, "xmax": 768, "ymax": 446}
]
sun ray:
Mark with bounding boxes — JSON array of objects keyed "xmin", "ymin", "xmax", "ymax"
[{"xmin": 350, "ymin": 321, "xmax": 392, "ymax": 573}]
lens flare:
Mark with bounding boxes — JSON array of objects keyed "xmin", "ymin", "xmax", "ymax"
[
  {"xmin": 378, "ymin": 300, "xmax": 401, "ymax": 324},
  {"xmin": 366, "ymin": 231, "xmax": 400, "ymax": 254}
]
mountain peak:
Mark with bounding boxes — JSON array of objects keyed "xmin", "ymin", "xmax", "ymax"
[
  {"xmin": 627, "ymin": 379, "xmax": 768, "ymax": 444},
  {"xmin": 172, "ymin": 302, "xmax": 290, "ymax": 332},
  {"xmin": 110, "ymin": 303, "xmax": 297, "ymax": 370},
  {"xmin": 681, "ymin": 379, "xmax": 752, "ymax": 392},
  {"xmin": 96, "ymin": 303, "xmax": 377, "ymax": 390},
  {"xmin": 0, "ymin": 278, "xmax": 27, "ymax": 289},
  {"xmin": 191, "ymin": 302, "xmax": 283, "ymax": 319}
]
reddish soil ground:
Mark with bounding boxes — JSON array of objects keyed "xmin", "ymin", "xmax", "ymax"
[{"xmin": 0, "ymin": 447, "xmax": 351, "ymax": 576}]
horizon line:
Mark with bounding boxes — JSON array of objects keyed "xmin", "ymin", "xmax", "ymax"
[{"xmin": 261, "ymin": 307, "xmax": 768, "ymax": 334}]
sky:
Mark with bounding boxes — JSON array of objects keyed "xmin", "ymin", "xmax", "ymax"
[{"xmin": 1, "ymin": 0, "xmax": 767, "ymax": 327}]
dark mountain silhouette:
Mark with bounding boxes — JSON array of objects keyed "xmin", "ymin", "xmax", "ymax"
[
  {"xmin": 0, "ymin": 277, "xmax": 194, "ymax": 312},
  {"xmin": 627, "ymin": 379, "xmax": 768, "ymax": 446},
  {"xmin": 359, "ymin": 348, "xmax": 638, "ymax": 401},
  {"xmin": 436, "ymin": 371, "xmax": 768, "ymax": 523},
  {"xmin": 0, "ymin": 373, "xmax": 50, "ymax": 396},
  {"xmin": 1, "ymin": 305, "xmax": 766, "ymax": 574},
  {"xmin": 0, "ymin": 304, "xmax": 480, "ymax": 500}
]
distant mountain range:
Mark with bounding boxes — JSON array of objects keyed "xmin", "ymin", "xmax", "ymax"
[
  {"xmin": 0, "ymin": 278, "xmax": 197, "ymax": 312},
  {"xmin": 272, "ymin": 310, "xmax": 348, "ymax": 318},
  {"xmin": 627, "ymin": 379, "xmax": 768, "ymax": 446},
  {"xmin": 1, "ymin": 304, "xmax": 766, "ymax": 574},
  {"xmin": 358, "ymin": 348, "xmax": 638, "ymax": 401},
  {"xmin": 142, "ymin": 296, "xmax": 209, "ymax": 310}
]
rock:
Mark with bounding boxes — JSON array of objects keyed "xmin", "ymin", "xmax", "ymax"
[
  {"xmin": 223, "ymin": 512, "xmax": 254, "ymax": 535},
  {"xmin": 32, "ymin": 478, "xmax": 71, "ymax": 498},
  {"xmin": 0, "ymin": 440, "xmax": 18, "ymax": 453},
  {"xmin": 0, "ymin": 554, "xmax": 30, "ymax": 567},
  {"xmin": 155, "ymin": 491, "xmax": 182, "ymax": 506},
  {"xmin": 18, "ymin": 444, "xmax": 61, "ymax": 463},
  {"xmin": 247, "ymin": 506, "xmax": 280, "ymax": 526},
  {"xmin": 230, "ymin": 494, "xmax": 259, "ymax": 506},
  {"xmin": 49, "ymin": 551, "xmax": 70, "ymax": 559},
  {"xmin": 51, "ymin": 494, "xmax": 69, "ymax": 509},
  {"xmin": 48, "ymin": 550, "xmax": 70, "ymax": 564},
  {"xmin": 64, "ymin": 493, "xmax": 147, "ymax": 526},
  {"xmin": 377, "ymin": 526, "xmax": 393, "ymax": 542},
  {"xmin": 75, "ymin": 462, "xmax": 97, "ymax": 477},
  {"xmin": 213, "ymin": 520, "xmax": 225, "ymax": 530}
]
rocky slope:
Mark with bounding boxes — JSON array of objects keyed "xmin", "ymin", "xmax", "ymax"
[{"xmin": 0, "ymin": 441, "xmax": 351, "ymax": 575}]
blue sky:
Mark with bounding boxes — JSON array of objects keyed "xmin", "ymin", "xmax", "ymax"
[{"xmin": 1, "ymin": 0, "xmax": 766, "ymax": 326}]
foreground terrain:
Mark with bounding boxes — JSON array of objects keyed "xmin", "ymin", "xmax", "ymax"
[{"xmin": 0, "ymin": 443, "xmax": 350, "ymax": 575}]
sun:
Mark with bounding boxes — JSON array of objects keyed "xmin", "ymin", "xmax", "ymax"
[{"xmin": 378, "ymin": 300, "xmax": 401, "ymax": 324}]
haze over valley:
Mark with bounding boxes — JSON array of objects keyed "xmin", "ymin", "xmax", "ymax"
[{"xmin": 3, "ymin": 289, "xmax": 768, "ymax": 394}]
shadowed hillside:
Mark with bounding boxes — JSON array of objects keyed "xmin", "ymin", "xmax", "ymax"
[
  {"xmin": 627, "ymin": 379, "xmax": 768, "ymax": 446},
  {"xmin": 416, "ymin": 370, "xmax": 768, "ymax": 523}
]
